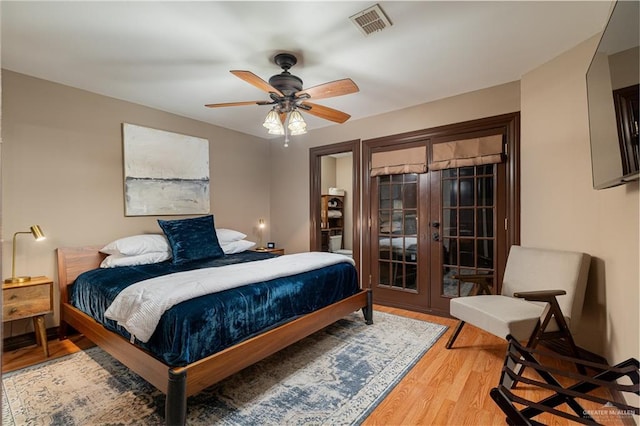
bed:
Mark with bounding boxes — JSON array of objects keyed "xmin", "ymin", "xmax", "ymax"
[{"xmin": 57, "ymin": 229, "xmax": 371, "ymax": 425}]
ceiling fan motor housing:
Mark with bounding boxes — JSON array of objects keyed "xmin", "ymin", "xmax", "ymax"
[{"xmin": 269, "ymin": 53, "xmax": 303, "ymax": 95}]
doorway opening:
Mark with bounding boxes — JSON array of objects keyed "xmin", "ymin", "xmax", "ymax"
[{"xmin": 309, "ymin": 140, "xmax": 361, "ymax": 273}]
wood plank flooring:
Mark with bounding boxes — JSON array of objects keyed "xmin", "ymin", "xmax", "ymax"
[{"xmin": 2, "ymin": 305, "xmax": 624, "ymax": 425}]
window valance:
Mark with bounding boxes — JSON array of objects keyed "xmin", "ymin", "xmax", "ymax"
[
  {"xmin": 429, "ymin": 134, "xmax": 504, "ymax": 171},
  {"xmin": 370, "ymin": 146, "xmax": 427, "ymax": 177}
]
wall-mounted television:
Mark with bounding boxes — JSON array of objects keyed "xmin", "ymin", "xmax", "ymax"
[{"xmin": 586, "ymin": 0, "xmax": 639, "ymax": 190}]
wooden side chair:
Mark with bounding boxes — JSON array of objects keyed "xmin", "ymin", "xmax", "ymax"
[{"xmin": 446, "ymin": 246, "xmax": 591, "ymax": 369}]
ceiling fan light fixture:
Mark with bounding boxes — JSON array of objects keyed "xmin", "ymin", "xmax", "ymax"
[
  {"xmin": 263, "ymin": 109, "xmax": 284, "ymax": 134},
  {"xmin": 268, "ymin": 126, "xmax": 285, "ymax": 135},
  {"xmin": 287, "ymin": 110, "xmax": 307, "ymax": 134}
]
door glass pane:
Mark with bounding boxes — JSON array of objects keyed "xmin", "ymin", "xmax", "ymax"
[
  {"xmin": 393, "ymin": 263, "xmax": 403, "ymax": 287},
  {"xmin": 443, "ymin": 209, "xmax": 457, "ymax": 237},
  {"xmin": 459, "ymin": 239, "xmax": 474, "ymax": 267},
  {"xmin": 440, "ymin": 164, "xmax": 497, "ymax": 298},
  {"xmin": 405, "ymin": 238, "xmax": 418, "ymax": 262},
  {"xmin": 376, "ymin": 173, "xmax": 421, "ymax": 292},
  {"xmin": 459, "ymin": 166, "xmax": 474, "ymax": 176},
  {"xmin": 404, "ymin": 211, "xmax": 417, "ymax": 235},
  {"xmin": 379, "ymin": 237, "xmax": 391, "ymax": 259},
  {"xmin": 477, "ymin": 176, "xmax": 494, "ymax": 206},
  {"xmin": 380, "ymin": 185, "xmax": 391, "ymax": 209},
  {"xmin": 458, "ymin": 268, "xmax": 477, "ymax": 296},
  {"xmin": 459, "ymin": 209, "xmax": 474, "ymax": 236},
  {"xmin": 379, "ymin": 262, "xmax": 391, "ymax": 285},
  {"xmin": 391, "ymin": 211, "xmax": 403, "ymax": 233},
  {"xmin": 379, "ymin": 211, "xmax": 390, "ymax": 234},
  {"xmin": 477, "ymin": 209, "xmax": 493, "ymax": 237},
  {"xmin": 404, "ymin": 184, "xmax": 417, "ymax": 209},
  {"xmin": 460, "ymin": 178, "xmax": 474, "ymax": 206},
  {"xmin": 477, "ymin": 239, "xmax": 494, "ymax": 269},
  {"xmin": 405, "ymin": 173, "xmax": 418, "ymax": 182},
  {"xmin": 477, "ymin": 164, "xmax": 493, "ymax": 175},
  {"xmin": 443, "ymin": 169, "xmax": 457, "ymax": 178},
  {"xmin": 406, "ymin": 264, "xmax": 418, "ymax": 290},
  {"xmin": 443, "ymin": 238, "xmax": 457, "ymax": 266},
  {"xmin": 442, "ymin": 179, "xmax": 457, "ymax": 207}
]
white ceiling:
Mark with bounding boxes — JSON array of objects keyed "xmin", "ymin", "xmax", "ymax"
[{"xmin": 1, "ymin": 1, "xmax": 612, "ymax": 138}]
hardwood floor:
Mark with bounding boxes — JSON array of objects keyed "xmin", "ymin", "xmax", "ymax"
[{"xmin": 2, "ymin": 305, "xmax": 625, "ymax": 425}]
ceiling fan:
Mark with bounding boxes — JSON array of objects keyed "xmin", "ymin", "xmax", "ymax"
[{"xmin": 205, "ymin": 53, "xmax": 359, "ymax": 128}]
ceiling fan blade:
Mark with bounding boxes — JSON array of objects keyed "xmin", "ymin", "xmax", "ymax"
[
  {"xmin": 296, "ymin": 78, "xmax": 359, "ymax": 100},
  {"xmin": 302, "ymin": 102, "xmax": 351, "ymax": 124},
  {"xmin": 205, "ymin": 100, "xmax": 271, "ymax": 108},
  {"xmin": 231, "ymin": 70, "xmax": 284, "ymax": 96}
]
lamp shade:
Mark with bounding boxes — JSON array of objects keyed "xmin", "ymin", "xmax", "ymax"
[
  {"xmin": 257, "ymin": 219, "xmax": 266, "ymax": 249},
  {"xmin": 30, "ymin": 225, "xmax": 46, "ymax": 241},
  {"xmin": 288, "ymin": 110, "xmax": 307, "ymax": 134},
  {"xmin": 263, "ymin": 109, "xmax": 285, "ymax": 135}
]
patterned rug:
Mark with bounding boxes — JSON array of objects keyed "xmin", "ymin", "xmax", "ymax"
[{"xmin": 2, "ymin": 311, "xmax": 447, "ymax": 425}]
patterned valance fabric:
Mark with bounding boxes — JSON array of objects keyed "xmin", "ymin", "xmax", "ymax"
[
  {"xmin": 429, "ymin": 134, "xmax": 504, "ymax": 171},
  {"xmin": 370, "ymin": 146, "xmax": 427, "ymax": 176}
]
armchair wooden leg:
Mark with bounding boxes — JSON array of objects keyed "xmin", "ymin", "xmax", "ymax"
[
  {"xmin": 446, "ymin": 320, "xmax": 465, "ymax": 349},
  {"xmin": 525, "ymin": 302, "xmax": 587, "ymax": 375}
]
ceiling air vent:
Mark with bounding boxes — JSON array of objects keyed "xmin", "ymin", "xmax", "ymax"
[{"xmin": 350, "ymin": 4, "xmax": 392, "ymax": 37}]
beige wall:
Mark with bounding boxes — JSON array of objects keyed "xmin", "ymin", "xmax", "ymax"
[
  {"xmin": 269, "ymin": 81, "xmax": 521, "ymax": 254},
  {"xmin": 521, "ymin": 36, "xmax": 639, "ymax": 362},
  {"xmin": 1, "ymin": 70, "xmax": 270, "ymax": 332}
]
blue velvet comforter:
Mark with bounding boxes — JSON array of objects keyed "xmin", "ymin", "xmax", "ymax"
[{"xmin": 70, "ymin": 251, "xmax": 360, "ymax": 366}]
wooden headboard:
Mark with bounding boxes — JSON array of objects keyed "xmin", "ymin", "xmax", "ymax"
[{"xmin": 56, "ymin": 246, "xmax": 105, "ymax": 304}]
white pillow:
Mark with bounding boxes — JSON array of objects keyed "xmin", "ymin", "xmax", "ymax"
[
  {"xmin": 216, "ymin": 228, "xmax": 247, "ymax": 244},
  {"xmin": 101, "ymin": 234, "xmax": 170, "ymax": 256},
  {"xmin": 221, "ymin": 239, "xmax": 256, "ymax": 254},
  {"xmin": 100, "ymin": 251, "xmax": 170, "ymax": 268}
]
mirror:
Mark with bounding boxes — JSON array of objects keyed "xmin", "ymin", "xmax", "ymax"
[
  {"xmin": 586, "ymin": 0, "xmax": 639, "ymax": 189},
  {"xmin": 309, "ymin": 140, "xmax": 360, "ymax": 271}
]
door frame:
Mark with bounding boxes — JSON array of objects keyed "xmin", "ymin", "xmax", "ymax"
[
  {"xmin": 362, "ymin": 112, "xmax": 520, "ymax": 314},
  {"xmin": 309, "ymin": 139, "xmax": 361, "ymax": 274}
]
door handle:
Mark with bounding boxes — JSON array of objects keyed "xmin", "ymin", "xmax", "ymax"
[{"xmin": 432, "ymin": 232, "xmax": 440, "ymax": 242}]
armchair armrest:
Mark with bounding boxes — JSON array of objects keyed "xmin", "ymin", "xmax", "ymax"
[{"xmin": 513, "ymin": 289, "xmax": 566, "ymax": 302}]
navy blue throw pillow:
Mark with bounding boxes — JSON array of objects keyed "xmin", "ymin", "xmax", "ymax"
[{"xmin": 158, "ymin": 215, "xmax": 224, "ymax": 264}]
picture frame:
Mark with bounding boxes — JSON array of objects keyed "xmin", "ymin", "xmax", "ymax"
[
  {"xmin": 122, "ymin": 123, "xmax": 210, "ymax": 216},
  {"xmin": 267, "ymin": 242, "xmax": 276, "ymax": 249}
]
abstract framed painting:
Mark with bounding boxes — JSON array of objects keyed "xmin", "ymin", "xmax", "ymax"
[{"xmin": 122, "ymin": 123, "xmax": 210, "ymax": 216}]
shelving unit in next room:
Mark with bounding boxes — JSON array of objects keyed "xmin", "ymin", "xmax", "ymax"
[{"xmin": 320, "ymin": 194, "xmax": 344, "ymax": 252}]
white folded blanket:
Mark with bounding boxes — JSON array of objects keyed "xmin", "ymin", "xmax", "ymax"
[{"xmin": 104, "ymin": 252, "xmax": 355, "ymax": 343}]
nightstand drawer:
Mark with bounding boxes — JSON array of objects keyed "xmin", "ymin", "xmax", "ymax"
[{"xmin": 3, "ymin": 284, "xmax": 52, "ymax": 321}]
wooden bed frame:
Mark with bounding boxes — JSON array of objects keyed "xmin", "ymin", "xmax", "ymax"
[{"xmin": 57, "ymin": 246, "xmax": 373, "ymax": 425}]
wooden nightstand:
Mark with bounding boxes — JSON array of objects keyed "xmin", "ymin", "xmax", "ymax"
[
  {"xmin": 3, "ymin": 276, "xmax": 53, "ymax": 357},
  {"xmin": 252, "ymin": 248, "xmax": 285, "ymax": 256}
]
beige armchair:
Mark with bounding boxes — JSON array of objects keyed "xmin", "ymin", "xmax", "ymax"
[{"xmin": 446, "ymin": 246, "xmax": 591, "ymax": 364}]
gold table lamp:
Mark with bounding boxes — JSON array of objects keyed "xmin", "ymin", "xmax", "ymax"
[{"xmin": 5, "ymin": 225, "xmax": 46, "ymax": 284}]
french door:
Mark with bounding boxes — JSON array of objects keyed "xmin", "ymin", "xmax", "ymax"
[{"xmin": 363, "ymin": 113, "xmax": 519, "ymax": 316}]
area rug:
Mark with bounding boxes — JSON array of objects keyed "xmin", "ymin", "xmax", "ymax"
[{"xmin": 2, "ymin": 311, "xmax": 447, "ymax": 425}]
